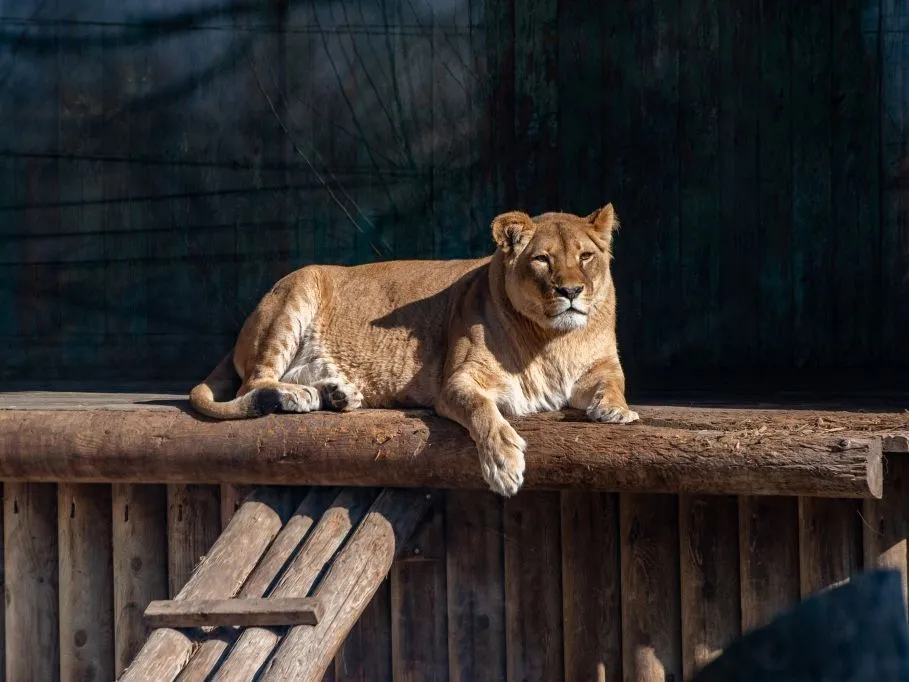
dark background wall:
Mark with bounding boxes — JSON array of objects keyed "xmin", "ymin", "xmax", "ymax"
[{"xmin": 0, "ymin": 0, "xmax": 906, "ymax": 393}]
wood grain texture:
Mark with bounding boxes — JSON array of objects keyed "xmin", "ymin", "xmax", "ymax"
[
  {"xmin": 166, "ymin": 484, "xmax": 221, "ymax": 598},
  {"xmin": 620, "ymin": 493, "xmax": 681, "ymax": 682},
  {"xmin": 112, "ymin": 484, "xmax": 168, "ymax": 676},
  {"xmin": 738, "ymin": 495, "xmax": 800, "ymax": 631},
  {"xmin": 798, "ymin": 497, "xmax": 862, "ymax": 597},
  {"xmin": 258, "ymin": 489, "xmax": 432, "ymax": 682},
  {"xmin": 4, "ymin": 483, "xmax": 59, "ymax": 682},
  {"xmin": 504, "ymin": 491, "xmax": 563, "ymax": 682},
  {"xmin": 679, "ymin": 495, "xmax": 740, "ymax": 678},
  {"xmin": 220, "ymin": 484, "xmax": 255, "ymax": 528},
  {"xmin": 561, "ymin": 492, "xmax": 621, "ymax": 682},
  {"xmin": 446, "ymin": 491, "xmax": 506, "ymax": 682},
  {"xmin": 121, "ymin": 487, "xmax": 295, "ymax": 681},
  {"xmin": 144, "ymin": 598, "xmax": 323, "ymax": 628},
  {"xmin": 0, "ymin": 408, "xmax": 891, "ymax": 498},
  {"xmin": 335, "ymin": 579, "xmax": 393, "ymax": 682},
  {"xmin": 213, "ymin": 488, "xmax": 375, "ymax": 682},
  {"xmin": 59, "ymin": 484, "xmax": 114, "ymax": 682},
  {"xmin": 391, "ymin": 497, "xmax": 448, "ymax": 682},
  {"xmin": 863, "ymin": 455, "xmax": 909, "ymax": 619}
]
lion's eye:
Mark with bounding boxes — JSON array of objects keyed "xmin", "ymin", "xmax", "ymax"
[
  {"xmin": 532, "ymin": 254, "xmax": 549, "ymax": 264},
  {"xmin": 579, "ymin": 252, "xmax": 594, "ymax": 262}
]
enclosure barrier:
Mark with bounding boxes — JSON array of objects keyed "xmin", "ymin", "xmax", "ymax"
[{"xmin": 0, "ymin": 390, "xmax": 906, "ymax": 681}]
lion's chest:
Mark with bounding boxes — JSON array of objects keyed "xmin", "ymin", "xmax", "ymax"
[{"xmin": 495, "ymin": 362, "xmax": 578, "ymax": 417}]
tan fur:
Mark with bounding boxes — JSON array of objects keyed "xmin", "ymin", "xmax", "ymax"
[{"xmin": 190, "ymin": 204, "xmax": 638, "ymax": 496}]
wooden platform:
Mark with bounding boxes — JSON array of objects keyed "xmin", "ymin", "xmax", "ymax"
[{"xmin": 0, "ymin": 388, "xmax": 906, "ymax": 498}]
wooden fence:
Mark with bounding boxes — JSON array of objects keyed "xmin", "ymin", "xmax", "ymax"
[{"xmin": 3, "ymin": 468, "xmax": 907, "ymax": 681}]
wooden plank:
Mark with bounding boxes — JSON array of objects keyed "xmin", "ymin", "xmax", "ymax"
[
  {"xmin": 4, "ymin": 483, "xmax": 59, "ymax": 682},
  {"xmin": 391, "ymin": 497, "xmax": 448, "ymax": 682},
  {"xmin": 259, "ymin": 489, "xmax": 433, "ymax": 682},
  {"xmin": 561, "ymin": 492, "xmax": 621, "ymax": 682},
  {"xmin": 0, "ymin": 487, "xmax": 4, "ymax": 679},
  {"xmin": 213, "ymin": 488, "xmax": 376, "ymax": 681},
  {"xmin": 620, "ymin": 493, "xmax": 682, "ymax": 682},
  {"xmin": 166, "ymin": 484, "xmax": 221, "ymax": 597},
  {"xmin": 58, "ymin": 484, "xmax": 114, "ymax": 682},
  {"xmin": 446, "ymin": 491, "xmax": 506, "ymax": 682},
  {"xmin": 863, "ymin": 455, "xmax": 909, "ymax": 619},
  {"xmin": 0, "ymin": 409, "xmax": 887, "ymax": 499},
  {"xmin": 335, "ymin": 580, "xmax": 392, "ymax": 682},
  {"xmin": 504, "ymin": 491, "xmax": 562, "ymax": 681},
  {"xmin": 220, "ymin": 484, "xmax": 255, "ymax": 528},
  {"xmin": 112, "ymin": 484, "xmax": 168, "ymax": 676},
  {"xmin": 144, "ymin": 598, "xmax": 322, "ymax": 628},
  {"xmin": 799, "ymin": 497, "xmax": 862, "ymax": 596},
  {"xmin": 121, "ymin": 487, "xmax": 295, "ymax": 681},
  {"xmin": 679, "ymin": 495, "xmax": 740, "ymax": 678},
  {"xmin": 738, "ymin": 495, "xmax": 800, "ymax": 631}
]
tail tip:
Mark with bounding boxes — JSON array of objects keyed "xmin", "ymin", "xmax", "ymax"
[{"xmin": 253, "ymin": 388, "xmax": 282, "ymax": 416}]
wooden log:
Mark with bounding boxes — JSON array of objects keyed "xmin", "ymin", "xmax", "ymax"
[
  {"xmin": 167, "ymin": 484, "xmax": 221, "ymax": 597},
  {"xmin": 798, "ymin": 497, "xmax": 862, "ymax": 596},
  {"xmin": 257, "ymin": 489, "xmax": 433, "ymax": 682},
  {"xmin": 863, "ymin": 455, "xmax": 909, "ymax": 619},
  {"xmin": 112, "ymin": 484, "xmax": 168, "ymax": 676},
  {"xmin": 504, "ymin": 491, "xmax": 563, "ymax": 681},
  {"xmin": 119, "ymin": 487, "xmax": 295, "ymax": 681},
  {"xmin": 679, "ymin": 495, "xmax": 741, "ymax": 678},
  {"xmin": 446, "ymin": 491, "xmax": 506, "ymax": 682},
  {"xmin": 561, "ymin": 492, "xmax": 621, "ymax": 682},
  {"xmin": 59, "ymin": 483, "xmax": 114, "ymax": 682},
  {"xmin": 0, "ymin": 409, "xmax": 887, "ymax": 498},
  {"xmin": 212, "ymin": 488, "xmax": 377, "ymax": 681},
  {"xmin": 738, "ymin": 495, "xmax": 800, "ymax": 631},
  {"xmin": 144, "ymin": 598, "xmax": 322, "ymax": 628},
  {"xmin": 4, "ymin": 483, "xmax": 59, "ymax": 682},
  {"xmin": 885, "ymin": 435, "xmax": 909, "ymax": 453},
  {"xmin": 175, "ymin": 487, "xmax": 338, "ymax": 681},
  {"xmin": 620, "ymin": 493, "xmax": 682, "ymax": 682},
  {"xmin": 391, "ymin": 498, "xmax": 449, "ymax": 681}
]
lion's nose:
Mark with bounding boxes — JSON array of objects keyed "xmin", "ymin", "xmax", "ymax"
[{"xmin": 555, "ymin": 285, "xmax": 584, "ymax": 301}]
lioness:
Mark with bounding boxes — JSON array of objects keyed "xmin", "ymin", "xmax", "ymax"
[{"xmin": 190, "ymin": 204, "xmax": 639, "ymax": 496}]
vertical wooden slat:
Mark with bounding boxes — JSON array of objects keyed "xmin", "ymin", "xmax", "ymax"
[
  {"xmin": 738, "ymin": 495, "xmax": 799, "ymax": 631},
  {"xmin": 0, "ymin": 485, "xmax": 4, "ymax": 680},
  {"xmin": 620, "ymin": 493, "xmax": 681, "ymax": 682},
  {"xmin": 504, "ymin": 491, "xmax": 562, "ymax": 682},
  {"xmin": 58, "ymin": 484, "xmax": 113, "ymax": 682},
  {"xmin": 4, "ymin": 483, "xmax": 59, "ymax": 682},
  {"xmin": 166, "ymin": 484, "xmax": 221, "ymax": 597},
  {"xmin": 335, "ymin": 580, "xmax": 393, "ymax": 682},
  {"xmin": 679, "ymin": 495, "xmax": 741, "ymax": 678},
  {"xmin": 391, "ymin": 498, "xmax": 448, "ymax": 681},
  {"xmin": 863, "ymin": 455, "xmax": 909, "ymax": 618},
  {"xmin": 112, "ymin": 484, "xmax": 168, "ymax": 675},
  {"xmin": 446, "ymin": 491, "xmax": 505, "ymax": 682},
  {"xmin": 561, "ymin": 492, "xmax": 621, "ymax": 682},
  {"xmin": 220, "ymin": 484, "xmax": 254, "ymax": 529},
  {"xmin": 799, "ymin": 498, "xmax": 862, "ymax": 597}
]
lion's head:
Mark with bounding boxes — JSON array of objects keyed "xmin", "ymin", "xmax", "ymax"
[{"xmin": 491, "ymin": 204, "xmax": 619, "ymax": 332}]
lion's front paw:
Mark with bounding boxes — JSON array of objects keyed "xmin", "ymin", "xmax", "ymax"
[
  {"xmin": 588, "ymin": 403, "xmax": 640, "ymax": 424},
  {"xmin": 477, "ymin": 422, "xmax": 526, "ymax": 497},
  {"xmin": 317, "ymin": 379, "xmax": 363, "ymax": 412}
]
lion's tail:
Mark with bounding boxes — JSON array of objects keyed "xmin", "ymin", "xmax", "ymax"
[{"xmin": 188, "ymin": 352, "xmax": 281, "ymax": 420}]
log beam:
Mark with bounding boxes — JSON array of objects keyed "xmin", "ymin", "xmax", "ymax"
[
  {"xmin": 0, "ymin": 407, "xmax": 892, "ymax": 498},
  {"xmin": 144, "ymin": 598, "xmax": 323, "ymax": 628}
]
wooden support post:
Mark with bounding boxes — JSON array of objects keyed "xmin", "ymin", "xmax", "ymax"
[
  {"xmin": 167, "ymin": 484, "xmax": 221, "ymax": 597},
  {"xmin": 112, "ymin": 484, "xmax": 168, "ymax": 676},
  {"xmin": 144, "ymin": 598, "xmax": 323, "ymax": 628},
  {"xmin": 119, "ymin": 487, "xmax": 295, "ymax": 681},
  {"xmin": 799, "ymin": 497, "xmax": 862, "ymax": 596},
  {"xmin": 212, "ymin": 488, "xmax": 376, "ymax": 681},
  {"xmin": 863, "ymin": 455, "xmax": 909, "ymax": 619},
  {"xmin": 59, "ymin": 483, "xmax": 114, "ymax": 682},
  {"xmin": 258, "ymin": 489, "xmax": 432, "ymax": 682},
  {"xmin": 220, "ymin": 484, "xmax": 255, "ymax": 529},
  {"xmin": 4, "ymin": 483, "xmax": 59, "ymax": 682}
]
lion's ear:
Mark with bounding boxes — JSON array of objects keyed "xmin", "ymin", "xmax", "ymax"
[
  {"xmin": 491, "ymin": 211, "xmax": 534, "ymax": 252},
  {"xmin": 586, "ymin": 203, "xmax": 619, "ymax": 239}
]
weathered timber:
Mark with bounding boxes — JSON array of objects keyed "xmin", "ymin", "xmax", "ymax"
[
  {"xmin": 0, "ymin": 407, "xmax": 892, "ymax": 497},
  {"xmin": 119, "ymin": 487, "xmax": 295, "ymax": 681},
  {"xmin": 59, "ymin": 483, "xmax": 114, "ymax": 682},
  {"xmin": 257, "ymin": 489, "xmax": 432, "ymax": 682},
  {"xmin": 798, "ymin": 497, "xmax": 862, "ymax": 597},
  {"xmin": 112, "ymin": 484, "xmax": 168, "ymax": 676},
  {"xmin": 177, "ymin": 487, "xmax": 337, "ymax": 681},
  {"xmin": 212, "ymin": 488, "xmax": 376, "ymax": 682},
  {"xmin": 863, "ymin": 456, "xmax": 909, "ymax": 619},
  {"xmin": 167, "ymin": 484, "xmax": 221, "ymax": 597},
  {"xmin": 144, "ymin": 598, "xmax": 323, "ymax": 628},
  {"xmin": 5, "ymin": 483, "xmax": 59, "ymax": 682}
]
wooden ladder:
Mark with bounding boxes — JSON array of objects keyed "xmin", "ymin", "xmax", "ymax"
[{"xmin": 118, "ymin": 486, "xmax": 432, "ymax": 682}]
